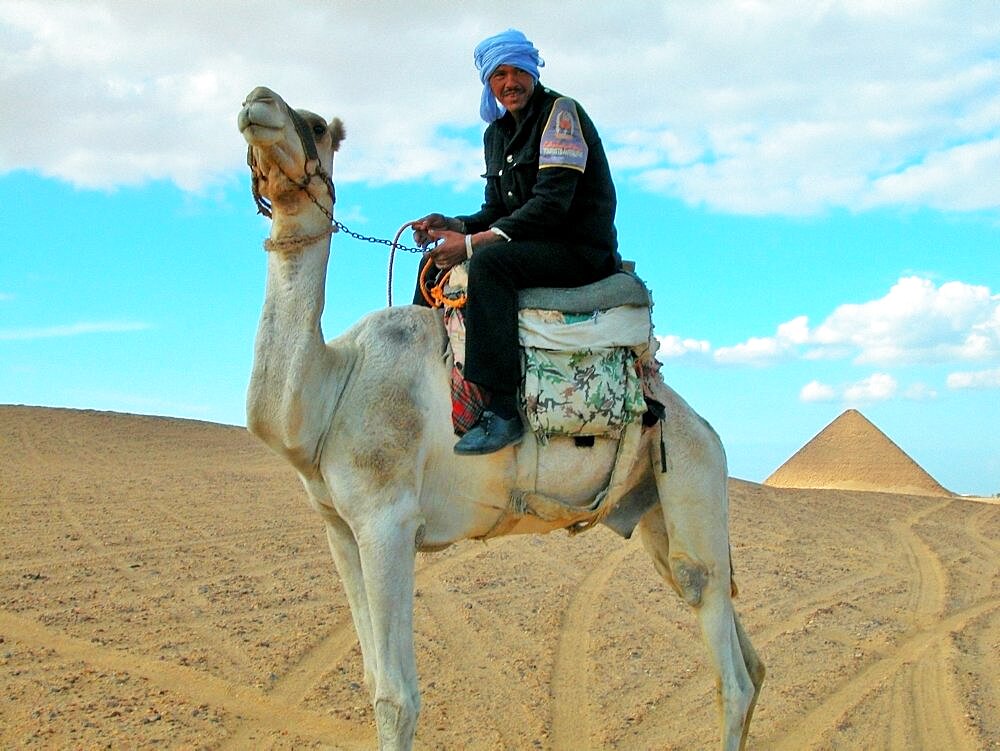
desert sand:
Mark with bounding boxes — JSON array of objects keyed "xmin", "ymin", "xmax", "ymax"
[{"xmin": 1, "ymin": 404, "xmax": 997, "ymax": 750}]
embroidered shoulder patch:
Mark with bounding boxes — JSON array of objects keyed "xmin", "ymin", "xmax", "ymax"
[{"xmin": 538, "ymin": 97, "xmax": 588, "ymax": 172}]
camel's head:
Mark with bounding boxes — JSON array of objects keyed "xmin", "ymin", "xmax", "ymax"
[{"xmin": 239, "ymin": 86, "xmax": 345, "ymax": 220}]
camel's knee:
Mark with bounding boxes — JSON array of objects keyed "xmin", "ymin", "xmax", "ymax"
[
  {"xmin": 669, "ymin": 554, "xmax": 710, "ymax": 607},
  {"xmin": 374, "ymin": 693, "xmax": 419, "ymax": 749},
  {"xmin": 641, "ymin": 536, "xmax": 710, "ymax": 607}
]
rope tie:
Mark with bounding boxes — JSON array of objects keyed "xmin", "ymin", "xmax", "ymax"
[
  {"xmin": 263, "ymin": 226, "xmax": 336, "ymax": 253},
  {"xmin": 418, "ymin": 259, "xmax": 467, "ymax": 309},
  {"xmin": 385, "ymin": 220, "xmax": 468, "ymax": 309}
]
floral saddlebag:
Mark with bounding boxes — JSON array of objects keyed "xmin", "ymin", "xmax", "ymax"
[{"xmin": 521, "ymin": 346, "xmax": 646, "ymax": 439}]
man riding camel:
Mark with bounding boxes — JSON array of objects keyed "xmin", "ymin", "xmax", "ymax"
[{"xmin": 414, "ymin": 29, "xmax": 621, "ymax": 455}]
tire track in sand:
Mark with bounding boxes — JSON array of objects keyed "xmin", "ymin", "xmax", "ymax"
[
  {"xmin": 218, "ymin": 541, "xmax": 492, "ymax": 749},
  {"xmin": 770, "ymin": 500, "xmax": 987, "ymax": 751},
  {"xmin": 769, "ymin": 598, "xmax": 997, "ymax": 751},
  {"xmin": 909, "ymin": 636, "xmax": 980, "ymax": 749},
  {"xmin": 894, "ymin": 501, "xmax": 950, "ymax": 626},
  {"xmin": 412, "ymin": 541, "xmax": 539, "ymax": 749},
  {"xmin": 550, "ymin": 542, "xmax": 637, "ymax": 750},
  {"xmin": 879, "ymin": 629, "xmax": 978, "ymax": 750},
  {"xmin": 627, "ymin": 567, "xmax": 892, "ymax": 749},
  {"xmin": 965, "ymin": 503, "xmax": 1000, "ymax": 559},
  {"xmin": 0, "ymin": 610, "xmax": 369, "ymax": 749},
  {"xmin": 418, "ymin": 577, "xmax": 536, "ymax": 748},
  {"xmin": 216, "ymin": 610, "xmax": 362, "ymax": 751},
  {"xmin": 52, "ymin": 490, "xmax": 258, "ymax": 677}
]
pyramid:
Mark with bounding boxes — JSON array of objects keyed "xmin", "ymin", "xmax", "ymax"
[{"xmin": 764, "ymin": 409, "xmax": 952, "ymax": 496}]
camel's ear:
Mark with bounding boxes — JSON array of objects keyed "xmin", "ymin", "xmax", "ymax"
[{"xmin": 328, "ymin": 117, "xmax": 345, "ymax": 152}]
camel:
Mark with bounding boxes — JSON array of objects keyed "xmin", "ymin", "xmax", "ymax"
[{"xmin": 238, "ymin": 85, "xmax": 764, "ymax": 751}]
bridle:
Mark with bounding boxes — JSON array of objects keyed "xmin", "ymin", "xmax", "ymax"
[
  {"xmin": 243, "ymin": 96, "xmax": 442, "ymax": 306},
  {"xmin": 246, "ymin": 102, "xmax": 336, "ymax": 222}
]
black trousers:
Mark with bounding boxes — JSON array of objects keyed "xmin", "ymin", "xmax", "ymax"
[{"xmin": 415, "ymin": 241, "xmax": 617, "ymax": 394}]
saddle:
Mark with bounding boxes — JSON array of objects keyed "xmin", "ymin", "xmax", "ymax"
[
  {"xmin": 517, "ymin": 271, "xmax": 653, "ymax": 440},
  {"xmin": 517, "ymin": 269, "xmax": 651, "ymax": 311},
  {"xmin": 444, "ymin": 267, "xmax": 654, "ymax": 439},
  {"xmin": 443, "ymin": 267, "xmax": 662, "ymax": 540}
]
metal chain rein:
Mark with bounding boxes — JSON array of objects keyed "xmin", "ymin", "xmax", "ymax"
[{"xmin": 333, "ymin": 220, "xmax": 424, "ymax": 254}]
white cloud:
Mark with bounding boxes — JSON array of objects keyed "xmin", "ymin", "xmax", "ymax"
[
  {"xmin": 714, "ymin": 335, "xmax": 784, "ymax": 366},
  {"xmin": 777, "ymin": 316, "xmax": 811, "ymax": 345},
  {"xmin": 903, "ymin": 382, "xmax": 938, "ymax": 400},
  {"xmin": 0, "ymin": 321, "xmax": 150, "ymax": 341},
  {"xmin": 0, "ymin": 1, "xmax": 488, "ymax": 190},
  {"xmin": 812, "ymin": 276, "xmax": 999, "ymax": 365},
  {"xmin": 714, "ymin": 315, "xmax": 809, "ymax": 365},
  {"xmin": 800, "ymin": 380, "xmax": 836, "ymax": 402},
  {"xmin": 800, "ymin": 374, "xmax": 936, "ymax": 403},
  {"xmin": 655, "ymin": 334, "xmax": 712, "ymax": 362},
  {"xmin": 0, "ymin": 1, "xmax": 998, "ymax": 216},
  {"xmin": 947, "ymin": 366, "xmax": 1000, "ymax": 390},
  {"xmin": 843, "ymin": 373, "xmax": 898, "ymax": 403},
  {"xmin": 657, "ymin": 276, "xmax": 997, "ymax": 409},
  {"xmin": 712, "ymin": 276, "xmax": 999, "ymax": 367},
  {"xmin": 617, "ymin": 4, "xmax": 1000, "ymax": 215},
  {"xmin": 867, "ymin": 138, "xmax": 1000, "ymax": 212}
]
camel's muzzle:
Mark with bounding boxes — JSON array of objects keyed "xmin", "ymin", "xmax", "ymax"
[{"xmin": 240, "ymin": 86, "xmax": 335, "ymax": 220}]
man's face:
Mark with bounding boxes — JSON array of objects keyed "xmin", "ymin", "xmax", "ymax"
[{"xmin": 488, "ymin": 65, "xmax": 535, "ymax": 116}]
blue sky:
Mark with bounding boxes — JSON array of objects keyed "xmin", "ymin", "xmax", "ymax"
[{"xmin": 1, "ymin": 1, "xmax": 998, "ymax": 495}]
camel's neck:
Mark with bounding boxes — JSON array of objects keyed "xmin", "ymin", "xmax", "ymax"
[{"xmin": 246, "ymin": 216, "xmax": 355, "ymax": 474}]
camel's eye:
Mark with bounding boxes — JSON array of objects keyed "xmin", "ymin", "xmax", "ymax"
[{"xmin": 312, "ymin": 123, "xmax": 327, "ymax": 137}]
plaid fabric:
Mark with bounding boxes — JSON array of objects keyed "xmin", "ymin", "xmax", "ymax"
[
  {"xmin": 444, "ymin": 307, "xmax": 488, "ymax": 435},
  {"xmin": 451, "ymin": 365, "xmax": 488, "ymax": 435}
]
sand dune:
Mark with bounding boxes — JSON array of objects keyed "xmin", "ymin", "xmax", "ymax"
[{"xmin": 1, "ymin": 405, "xmax": 997, "ymax": 749}]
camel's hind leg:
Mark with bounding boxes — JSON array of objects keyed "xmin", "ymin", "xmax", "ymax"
[
  {"xmin": 733, "ymin": 609, "xmax": 765, "ymax": 748},
  {"xmin": 637, "ymin": 462, "xmax": 763, "ymax": 750}
]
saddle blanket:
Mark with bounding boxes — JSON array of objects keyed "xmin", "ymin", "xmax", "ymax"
[{"xmin": 445, "ymin": 302, "xmax": 652, "ymax": 438}]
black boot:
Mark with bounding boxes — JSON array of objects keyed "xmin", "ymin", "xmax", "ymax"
[{"xmin": 454, "ymin": 410, "xmax": 524, "ymax": 455}]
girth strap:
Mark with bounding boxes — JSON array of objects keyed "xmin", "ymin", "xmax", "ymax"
[{"xmin": 477, "ymin": 419, "xmax": 645, "ymax": 540}]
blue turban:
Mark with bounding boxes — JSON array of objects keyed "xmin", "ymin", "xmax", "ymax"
[{"xmin": 474, "ymin": 29, "xmax": 544, "ymax": 123}]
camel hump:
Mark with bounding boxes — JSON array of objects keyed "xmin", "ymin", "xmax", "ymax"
[{"xmin": 517, "ymin": 271, "xmax": 651, "ymax": 312}]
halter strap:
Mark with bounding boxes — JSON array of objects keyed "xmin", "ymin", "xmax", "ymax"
[{"xmin": 247, "ymin": 102, "xmax": 336, "ymax": 220}]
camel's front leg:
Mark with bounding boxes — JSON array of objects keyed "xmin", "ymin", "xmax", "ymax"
[
  {"xmin": 323, "ymin": 514, "xmax": 378, "ymax": 690},
  {"xmin": 355, "ymin": 504, "xmax": 421, "ymax": 751},
  {"xmin": 303, "ymin": 479, "xmax": 379, "ymax": 690}
]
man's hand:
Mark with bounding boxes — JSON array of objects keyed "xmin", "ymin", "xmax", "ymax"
[
  {"xmin": 425, "ymin": 229, "xmax": 468, "ymax": 270},
  {"xmin": 412, "ymin": 213, "xmax": 461, "ymax": 247},
  {"xmin": 425, "ymin": 228, "xmax": 506, "ymax": 270}
]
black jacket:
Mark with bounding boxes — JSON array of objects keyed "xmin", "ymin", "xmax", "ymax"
[{"xmin": 458, "ymin": 84, "xmax": 619, "ymax": 271}]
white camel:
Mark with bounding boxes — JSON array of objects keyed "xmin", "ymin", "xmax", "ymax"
[{"xmin": 239, "ymin": 86, "xmax": 763, "ymax": 751}]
